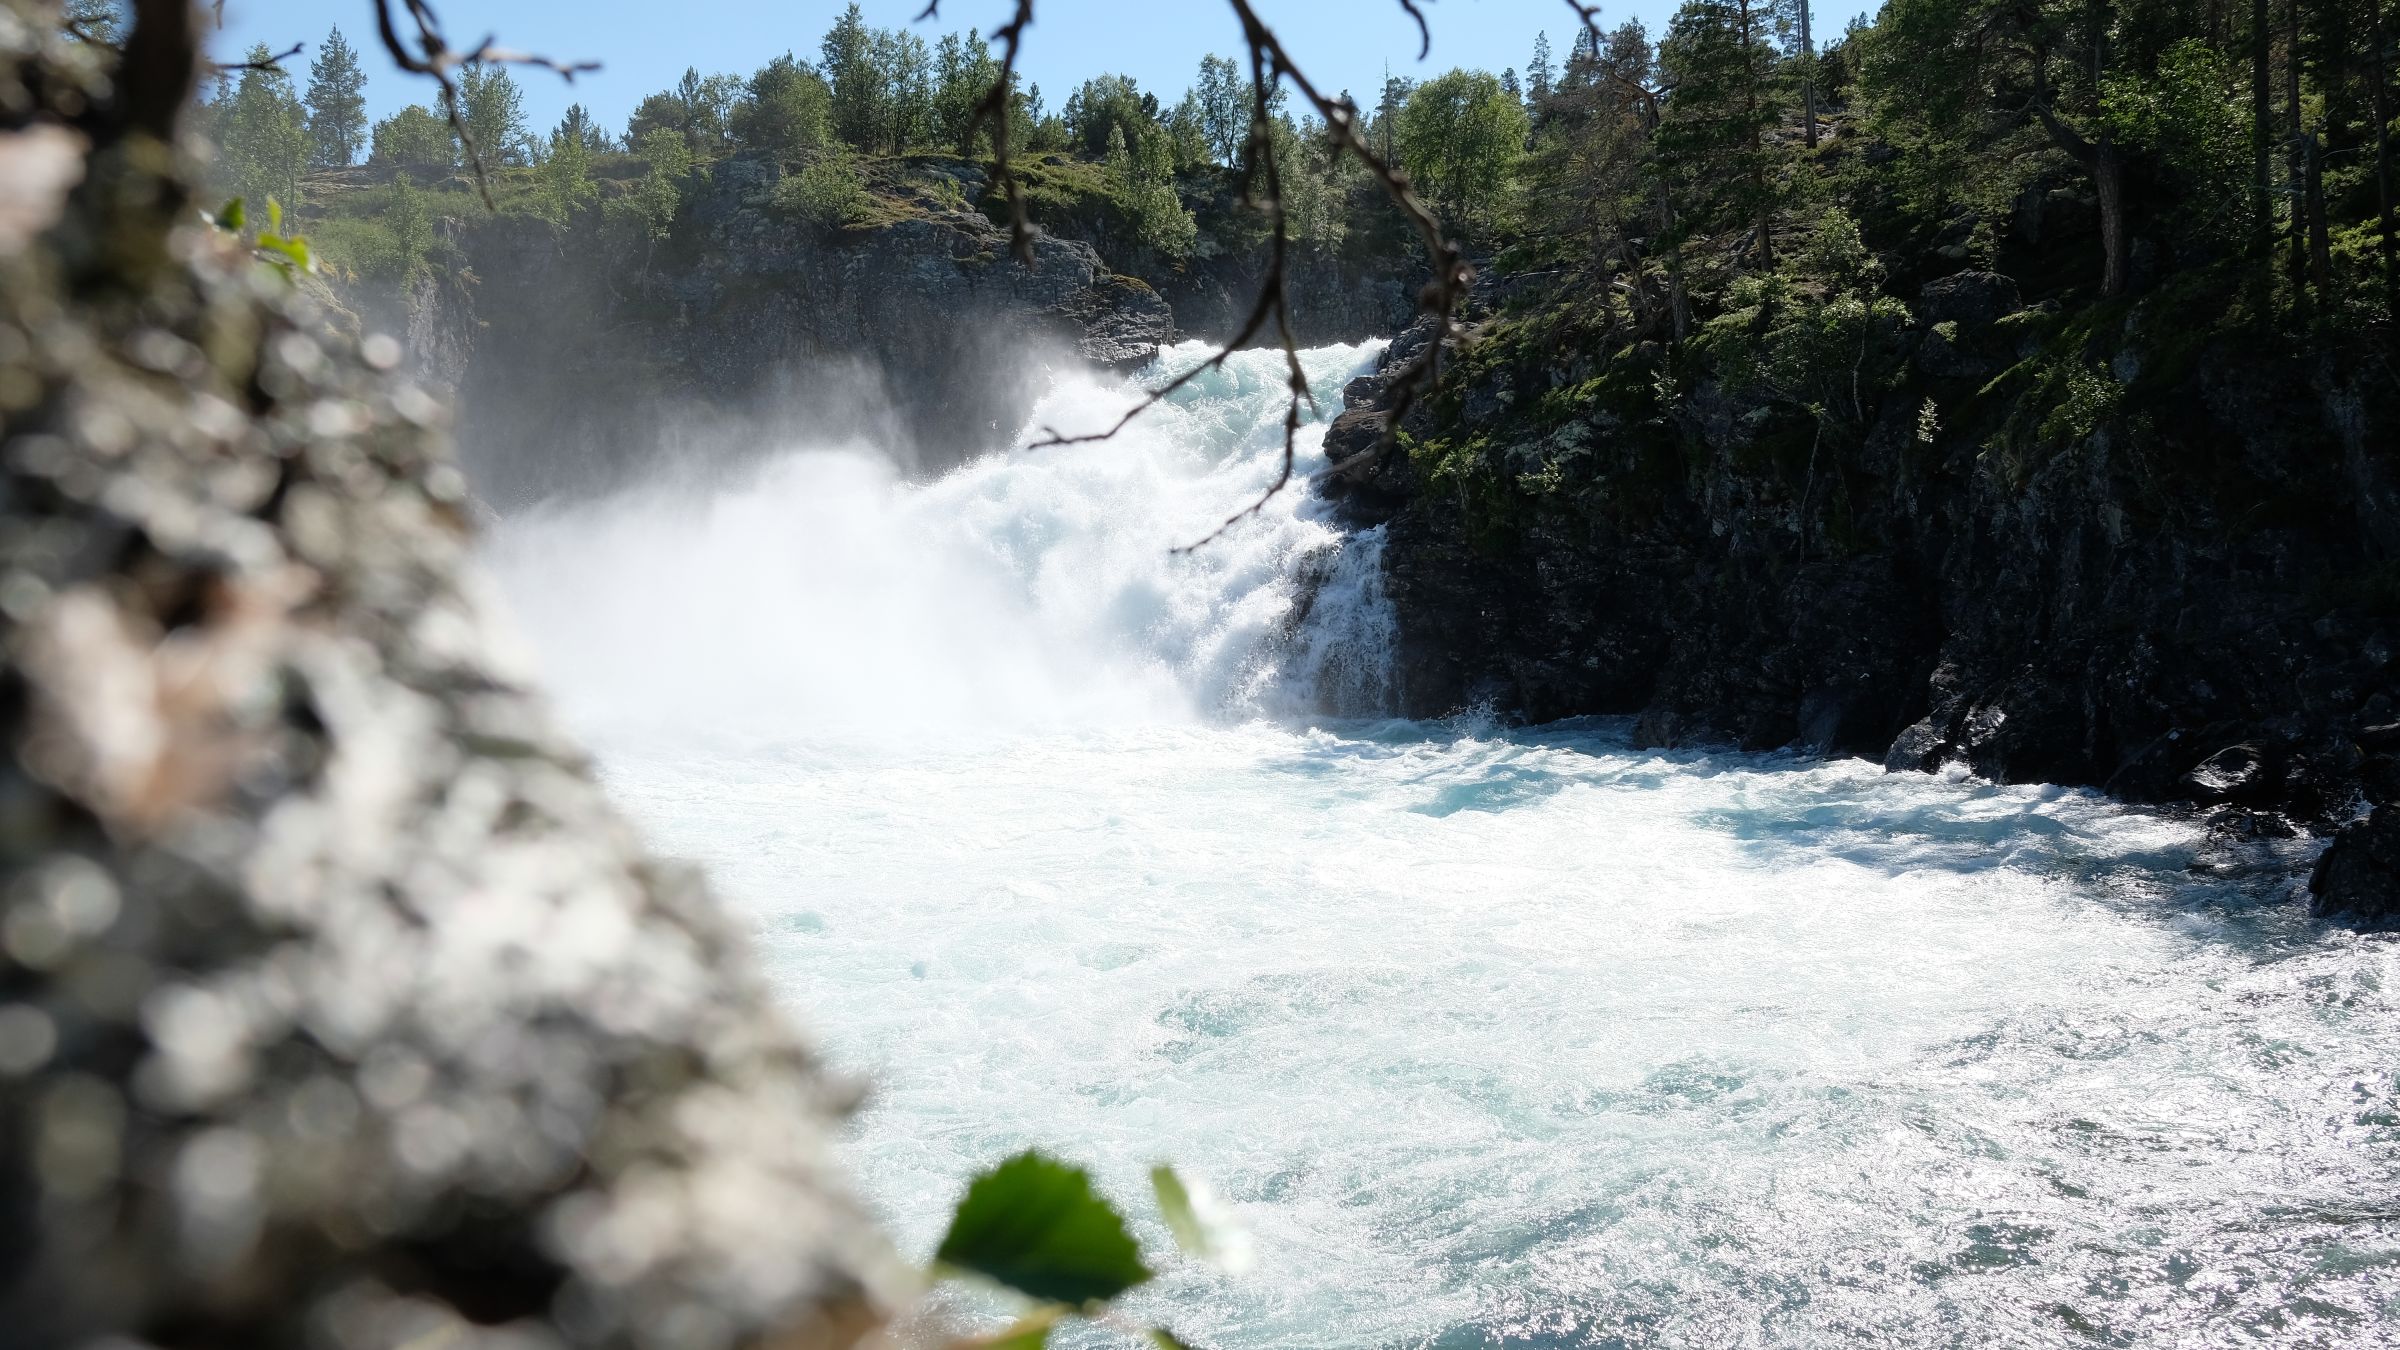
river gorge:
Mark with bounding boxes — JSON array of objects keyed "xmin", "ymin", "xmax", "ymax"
[{"xmin": 483, "ymin": 343, "xmax": 2400, "ymax": 1347}]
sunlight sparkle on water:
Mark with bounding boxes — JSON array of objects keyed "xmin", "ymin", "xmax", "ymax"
[{"xmin": 487, "ymin": 344, "xmax": 2400, "ymax": 1348}]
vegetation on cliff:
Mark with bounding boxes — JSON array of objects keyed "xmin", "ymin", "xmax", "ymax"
[
  {"xmin": 1306, "ymin": 0, "xmax": 2398, "ymax": 921},
  {"xmin": 183, "ymin": 0, "xmax": 2400, "ymax": 910}
]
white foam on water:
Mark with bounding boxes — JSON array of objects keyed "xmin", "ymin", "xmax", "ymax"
[{"xmin": 481, "ymin": 344, "xmax": 2400, "ymax": 1347}]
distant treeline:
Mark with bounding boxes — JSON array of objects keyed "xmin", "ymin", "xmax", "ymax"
[{"xmin": 181, "ymin": 0, "xmax": 2394, "ymax": 325}]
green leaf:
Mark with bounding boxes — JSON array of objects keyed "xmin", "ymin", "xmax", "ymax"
[
  {"xmin": 935, "ymin": 1151, "xmax": 1152, "ymax": 1306},
  {"xmin": 1152, "ymin": 1166, "xmax": 1206, "ymax": 1258},
  {"xmin": 1148, "ymin": 1330, "xmax": 1199, "ymax": 1350},
  {"xmin": 257, "ymin": 233, "xmax": 314, "ymax": 274},
  {"xmin": 265, "ymin": 196, "xmax": 282, "ymax": 233},
  {"xmin": 1149, "ymin": 1166, "xmax": 1252, "ymax": 1273},
  {"xmin": 217, "ymin": 197, "xmax": 244, "ymax": 231}
]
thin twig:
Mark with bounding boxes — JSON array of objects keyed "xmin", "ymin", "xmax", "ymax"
[
  {"xmin": 372, "ymin": 0, "xmax": 598, "ymax": 208},
  {"xmin": 1396, "ymin": 0, "xmax": 1434, "ymax": 59},
  {"xmin": 210, "ymin": 41, "xmax": 303, "ymax": 73},
  {"xmin": 918, "ymin": 0, "xmax": 1038, "ymax": 262},
  {"xmin": 1019, "ymin": 0, "xmax": 1474, "ymax": 547}
]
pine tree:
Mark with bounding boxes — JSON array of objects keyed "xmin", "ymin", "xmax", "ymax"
[
  {"xmin": 554, "ymin": 103, "xmax": 614, "ymax": 155},
  {"xmin": 821, "ymin": 4, "xmax": 882, "ymax": 151},
  {"xmin": 932, "ymin": 30, "xmax": 997, "ymax": 156},
  {"xmin": 1528, "ymin": 32, "xmax": 1556, "ymax": 104},
  {"xmin": 1373, "ymin": 71, "xmax": 1412, "ymax": 164},
  {"xmin": 214, "ymin": 44, "xmax": 308, "ymax": 216},
  {"xmin": 304, "ymin": 25, "xmax": 368, "ymax": 169},
  {"xmin": 1654, "ymin": 0, "xmax": 1787, "ymax": 268}
]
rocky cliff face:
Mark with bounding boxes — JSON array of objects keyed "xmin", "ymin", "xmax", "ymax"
[
  {"xmin": 1326, "ymin": 268, "xmax": 2399, "ymax": 923},
  {"xmin": 0, "ymin": 16, "xmax": 897, "ymax": 1348},
  {"xmin": 373, "ymin": 157, "xmax": 1177, "ymax": 509},
  {"xmin": 340, "ymin": 153, "xmax": 1422, "ymax": 509}
]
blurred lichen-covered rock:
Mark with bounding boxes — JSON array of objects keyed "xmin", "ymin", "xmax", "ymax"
[{"xmin": 0, "ymin": 7, "xmax": 901, "ymax": 1347}]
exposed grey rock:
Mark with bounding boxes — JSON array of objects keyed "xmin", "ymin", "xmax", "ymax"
[
  {"xmin": 1352, "ymin": 253, "xmax": 2400, "ymax": 879},
  {"xmin": 1916, "ymin": 270, "xmax": 2022, "ymax": 329},
  {"xmin": 0, "ymin": 17, "xmax": 897, "ymax": 1350},
  {"xmin": 352, "ymin": 159, "xmax": 1174, "ymax": 509},
  {"xmin": 2311, "ymin": 806, "xmax": 2400, "ymax": 926}
]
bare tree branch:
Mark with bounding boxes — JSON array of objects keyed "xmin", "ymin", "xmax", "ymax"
[
  {"xmin": 1396, "ymin": 0, "xmax": 1434, "ymax": 60},
  {"xmin": 211, "ymin": 41, "xmax": 304, "ymax": 73},
  {"xmin": 371, "ymin": 0, "xmax": 598, "ymax": 209},
  {"xmin": 917, "ymin": 0, "xmax": 1038, "ymax": 263},
  {"xmin": 998, "ymin": 0, "xmax": 1474, "ymax": 547},
  {"xmin": 123, "ymin": 0, "xmax": 200, "ymax": 141}
]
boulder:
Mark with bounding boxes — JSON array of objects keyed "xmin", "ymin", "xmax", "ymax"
[
  {"xmin": 2310, "ymin": 806, "xmax": 2400, "ymax": 927},
  {"xmin": 0, "ymin": 19, "xmax": 897, "ymax": 1350}
]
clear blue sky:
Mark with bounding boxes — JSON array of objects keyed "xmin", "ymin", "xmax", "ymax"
[{"xmin": 207, "ymin": 0, "xmax": 1690, "ymax": 141}]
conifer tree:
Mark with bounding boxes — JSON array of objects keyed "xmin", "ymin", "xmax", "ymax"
[
  {"xmin": 215, "ymin": 44, "xmax": 308, "ymax": 214},
  {"xmin": 554, "ymin": 103, "xmax": 614, "ymax": 155},
  {"xmin": 821, "ymin": 4, "xmax": 881, "ymax": 151},
  {"xmin": 1654, "ymin": 0, "xmax": 1787, "ymax": 268},
  {"xmin": 304, "ymin": 25, "xmax": 369, "ymax": 169}
]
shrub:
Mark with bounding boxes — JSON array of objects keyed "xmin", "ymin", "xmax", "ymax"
[{"xmin": 775, "ymin": 153, "xmax": 870, "ymax": 228}]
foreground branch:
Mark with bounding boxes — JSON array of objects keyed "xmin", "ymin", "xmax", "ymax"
[{"xmin": 371, "ymin": 0, "xmax": 597, "ymax": 208}]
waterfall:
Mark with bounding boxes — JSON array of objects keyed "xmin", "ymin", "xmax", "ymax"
[
  {"xmin": 1284, "ymin": 523, "xmax": 1399, "ymax": 718},
  {"xmin": 482, "ymin": 339, "xmax": 1396, "ymax": 743},
  {"xmin": 480, "ymin": 336, "xmax": 2398, "ymax": 1350}
]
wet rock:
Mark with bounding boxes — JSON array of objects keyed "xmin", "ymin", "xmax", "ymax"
[
  {"xmin": 1360, "ymin": 244, "xmax": 2399, "ymax": 865},
  {"xmin": 2182, "ymin": 743, "xmax": 2266, "ymax": 801},
  {"xmin": 2310, "ymin": 806, "xmax": 2400, "ymax": 926},
  {"xmin": 1917, "ymin": 270, "xmax": 2022, "ymax": 329}
]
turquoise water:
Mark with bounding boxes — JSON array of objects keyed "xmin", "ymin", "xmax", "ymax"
[{"xmin": 486, "ymin": 346, "xmax": 2400, "ymax": 1347}]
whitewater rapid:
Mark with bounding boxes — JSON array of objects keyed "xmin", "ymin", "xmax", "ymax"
[{"xmin": 483, "ymin": 343, "xmax": 2400, "ymax": 1347}]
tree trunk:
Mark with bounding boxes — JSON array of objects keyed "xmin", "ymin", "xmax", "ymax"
[
  {"xmin": 2371, "ymin": 0, "xmax": 2398, "ymax": 307},
  {"xmin": 2095, "ymin": 134, "xmax": 2130, "ymax": 297},
  {"xmin": 2286, "ymin": 0, "xmax": 2309, "ymax": 297},
  {"xmin": 2305, "ymin": 131, "xmax": 2333, "ymax": 293},
  {"xmin": 2253, "ymin": 0, "xmax": 2274, "ymax": 263},
  {"xmin": 1739, "ymin": 0, "xmax": 1773, "ymax": 269},
  {"xmin": 2027, "ymin": 4, "xmax": 2128, "ymax": 296},
  {"xmin": 1800, "ymin": 0, "xmax": 1818, "ymax": 150},
  {"xmin": 123, "ymin": 0, "xmax": 201, "ymax": 143}
]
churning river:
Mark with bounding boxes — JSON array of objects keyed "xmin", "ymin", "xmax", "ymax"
[{"xmin": 484, "ymin": 342, "xmax": 2400, "ymax": 1347}]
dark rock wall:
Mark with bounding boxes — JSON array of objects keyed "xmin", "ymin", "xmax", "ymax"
[
  {"xmin": 353, "ymin": 156, "xmax": 1420, "ymax": 510},
  {"xmin": 398, "ymin": 161, "xmax": 1176, "ymax": 509},
  {"xmin": 1331, "ymin": 275, "xmax": 2398, "ymax": 914}
]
